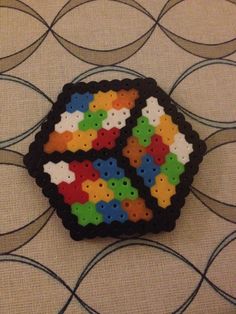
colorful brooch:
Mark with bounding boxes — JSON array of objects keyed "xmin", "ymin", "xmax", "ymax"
[{"xmin": 24, "ymin": 78, "xmax": 206, "ymax": 240}]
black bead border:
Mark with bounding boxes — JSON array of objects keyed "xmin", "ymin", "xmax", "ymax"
[{"xmin": 24, "ymin": 78, "xmax": 206, "ymax": 240}]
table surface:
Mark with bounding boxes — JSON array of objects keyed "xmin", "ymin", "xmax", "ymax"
[{"xmin": 0, "ymin": 0, "xmax": 236, "ymax": 313}]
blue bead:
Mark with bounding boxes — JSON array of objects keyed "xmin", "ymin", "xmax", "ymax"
[
  {"xmin": 66, "ymin": 92, "xmax": 93, "ymax": 113},
  {"xmin": 144, "ymin": 176, "xmax": 155, "ymax": 187},
  {"xmin": 93, "ymin": 158, "xmax": 125, "ymax": 180},
  {"xmin": 137, "ymin": 166, "xmax": 146, "ymax": 177},
  {"xmin": 137, "ymin": 154, "xmax": 160, "ymax": 188},
  {"xmin": 96, "ymin": 201, "xmax": 107, "ymax": 213},
  {"xmin": 96, "ymin": 200, "xmax": 128, "ymax": 224}
]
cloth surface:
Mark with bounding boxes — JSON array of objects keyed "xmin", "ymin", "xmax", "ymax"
[{"xmin": 0, "ymin": 0, "xmax": 236, "ymax": 313}]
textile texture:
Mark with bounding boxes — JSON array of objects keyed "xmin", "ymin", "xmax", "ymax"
[{"xmin": 0, "ymin": 0, "xmax": 236, "ymax": 313}]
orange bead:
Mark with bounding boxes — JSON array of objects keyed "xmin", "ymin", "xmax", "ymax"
[
  {"xmin": 44, "ymin": 131, "xmax": 72, "ymax": 153},
  {"xmin": 112, "ymin": 89, "xmax": 139, "ymax": 110},
  {"xmin": 122, "ymin": 198, "xmax": 153, "ymax": 222},
  {"xmin": 123, "ymin": 136, "xmax": 146, "ymax": 168}
]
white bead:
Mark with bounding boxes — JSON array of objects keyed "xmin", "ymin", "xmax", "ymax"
[
  {"xmin": 142, "ymin": 97, "xmax": 164, "ymax": 126},
  {"xmin": 170, "ymin": 133, "xmax": 193, "ymax": 164},
  {"xmin": 43, "ymin": 161, "xmax": 75, "ymax": 184},
  {"xmin": 55, "ymin": 111, "xmax": 84, "ymax": 133},
  {"xmin": 102, "ymin": 108, "xmax": 130, "ymax": 130}
]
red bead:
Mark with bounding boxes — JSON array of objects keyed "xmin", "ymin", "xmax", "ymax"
[
  {"xmin": 146, "ymin": 135, "xmax": 169, "ymax": 165},
  {"xmin": 58, "ymin": 181, "xmax": 89, "ymax": 205},
  {"xmin": 69, "ymin": 160, "xmax": 99, "ymax": 182},
  {"xmin": 92, "ymin": 128, "xmax": 120, "ymax": 150}
]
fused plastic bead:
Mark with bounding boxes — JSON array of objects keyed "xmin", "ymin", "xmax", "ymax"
[
  {"xmin": 67, "ymin": 129, "xmax": 97, "ymax": 152},
  {"xmin": 146, "ymin": 134, "xmax": 169, "ymax": 165},
  {"xmin": 155, "ymin": 114, "xmax": 178, "ymax": 145},
  {"xmin": 69, "ymin": 160, "xmax": 100, "ymax": 182},
  {"xmin": 66, "ymin": 92, "xmax": 93, "ymax": 113},
  {"xmin": 142, "ymin": 96, "xmax": 164, "ymax": 126},
  {"xmin": 96, "ymin": 200, "xmax": 128, "ymax": 223},
  {"xmin": 82, "ymin": 179, "xmax": 114, "ymax": 202},
  {"xmin": 137, "ymin": 154, "xmax": 160, "ymax": 188},
  {"xmin": 160, "ymin": 153, "xmax": 185, "ymax": 186},
  {"xmin": 170, "ymin": 133, "xmax": 193, "ymax": 164},
  {"xmin": 121, "ymin": 198, "xmax": 153, "ymax": 222},
  {"xmin": 93, "ymin": 158, "xmax": 125, "ymax": 180},
  {"xmin": 89, "ymin": 90, "xmax": 117, "ymax": 111},
  {"xmin": 92, "ymin": 128, "xmax": 120, "ymax": 150},
  {"xmin": 102, "ymin": 108, "xmax": 130, "ymax": 130},
  {"xmin": 123, "ymin": 136, "xmax": 146, "ymax": 168},
  {"xmin": 55, "ymin": 111, "xmax": 84, "ymax": 133},
  {"xmin": 112, "ymin": 89, "xmax": 139, "ymax": 109},
  {"xmin": 71, "ymin": 202, "xmax": 103, "ymax": 226},
  {"xmin": 44, "ymin": 131, "xmax": 72, "ymax": 153},
  {"xmin": 25, "ymin": 78, "xmax": 206, "ymax": 240},
  {"xmin": 79, "ymin": 110, "xmax": 107, "ymax": 131},
  {"xmin": 151, "ymin": 173, "xmax": 176, "ymax": 208},
  {"xmin": 108, "ymin": 177, "xmax": 138, "ymax": 201},
  {"xmin": 43, "ymin": 161, "xmax": 75, "ymax": 185},
  {"xmin": 132, "ymin": 116, "xmax": 155, "ymax": 147},
  {"xmin": 58, "ymin": 181, "xmax": 89, "ymax": 205}
]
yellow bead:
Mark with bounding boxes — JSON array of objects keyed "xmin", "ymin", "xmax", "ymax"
[
  {"xmin": 82, "ymin": 179, "xmax": 114, "ymax": 202},
  {"xmin": 89, "ymin": 91, "xmax": 117, "ymax": 111},
  {"xmin": 151, "ymin": 173, "xmax": 176, "ymax": 208},
  {"xmin": 155, "ymin": 114, "xmax": 178, "ymax": 145},
  {"xmin": 67, "ymin": 130, "xmax": 97, "ymax": 152}
]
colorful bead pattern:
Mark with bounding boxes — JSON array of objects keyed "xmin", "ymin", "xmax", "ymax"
[
  {"xmin": 42, "ymin": 89, "xmax": 193, "ymax": 227},
  {"xmin": 44, "ymin": 158, "xmax": 152, "ymax": 226},
  {"xmin": 44, "ymin": 89, "xmax": 137, "ymax": 153},
  {"xmin": 123, "ymin": 96, "xmax": 193, "ymax": 208},
  {"xmin": 24, "ymin": 78, "xmax": 206, "ymax": 239}
]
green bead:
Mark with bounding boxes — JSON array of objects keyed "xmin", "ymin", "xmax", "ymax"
[
  {"xmin": 119, "ymin": 177, "xmax": 131, "ymax": 188},
  {"xmin": 132, "ymin": 116, "xmax": 155, "ymax": 147},
  {"xmin": 137, "ymin": 116, "xmax": 149, "ymax": 126},
  {"xmin": 78, "ymin": 110, "xmax": 107, "ymax": 130},
  {"xmin": 138, "ymin": 136, "xmax": 152, "ymax": 147},
  {"xmin": 132, "ymin": 125, "xmax": 141, "ymax": 137},
  {"xmin": 108, "ymin": 177, "xmax": 138, "ymax": 201},
  {"xmin": 128, "ymin": 187, "xmax": 138, "ymax": 200},
  {"xmin": 161, "ymin": 153, "xmax": 185, "ymax": 185},
  {"xmin": 108, "ymin": 178, "xmax": 119, "ymax": 190},
  {"xmin": 71, "ymin": 202, "xmax": 103, "ymax": 226}
]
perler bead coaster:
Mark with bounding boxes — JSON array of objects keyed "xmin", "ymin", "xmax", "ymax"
[{"xmin": 24, "ymin": 78, "xmax": 206, "ymax": 240}]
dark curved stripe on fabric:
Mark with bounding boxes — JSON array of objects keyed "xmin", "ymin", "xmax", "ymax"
[
  {"xmin": 158, "ymin": 0, "xmax": 236, "ymax": 21},
  {"xmin": 205, "ymin": 129, "xmax": 236, "ymax": 154},
  {"xmin": 0, "ymin": 149, "xmax": 24, "ymax": 167},
  {"xmin": 0, "ymin": 0, "xmax": 47, "ymax": 25},
  {"xmin": 51, "ymin": 25, "xmax": 155, "ymax": 66},
  {"xmin": 0, "ymin": 207, "xmax": 54, "ymax": 254},
  {"xmin": 158, "ymin": 0, "xmax": 184, "ymax": 20},
  {"xmin": 0, "ymin": 31, "xmax": 48, "ymax": 73},
  {"xmin": 169, "ymin": 59, "xmax": 236, "ymax": 128},
  {"xmin": 0, "ymin": 233, "xmax": 235, "ymax": 312},
  {"xmin": 191, "ymin": 187, "xmax": 236, "ymax": 224},
  {"xmin": 159, "ymin": 25, "xmax": 236, "ymax": 59},
  {"xmin": 0, "ymin": 74, "xmax": 52, "ymax": 148},
  {"xmin": 0, "ymin": 149, "xmax": 54, "ymax": 253},
  {"xmin": 72, "ymin": 65, "xmax": 145, "ymax": 83},
  {"xmin": 190, "ymin": 128, "xmax": 236, "ymax": 224},
  {"xmin": 110, "ymin": 0, "xmax": 155, "ymax": 20},
  {"xmin": 60, "ymin": 233, "xmax": 236, "ymax": 312},
  {"xmin": 51, "ymin": 0, "xmax": 96, "ymax": 27}
]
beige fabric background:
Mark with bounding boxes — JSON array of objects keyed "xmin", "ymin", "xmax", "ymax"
[{"xmin": 0, "ymin": 0, "xmax": 236, "ymax": 313}]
